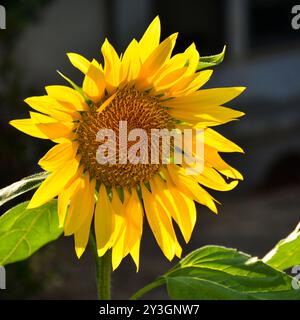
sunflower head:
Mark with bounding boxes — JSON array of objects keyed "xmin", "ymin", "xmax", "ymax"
[{"xmin": 10, "ymin": 16, "xmax": 245, "ymax": 271}]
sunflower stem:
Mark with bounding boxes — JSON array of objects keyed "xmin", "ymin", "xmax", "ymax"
[{"xmin": 89, "ymin": 232, "xmax": 112, "ymax": 300}]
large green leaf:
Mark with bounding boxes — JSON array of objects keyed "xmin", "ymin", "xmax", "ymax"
[
  {"xmin": 0, "ymin": 172, "xmax": 49, "ymax": 207},
  {"xmin": 131, "ymin": 246, "xmax": 300, "ymax": 300},
  {"xmin": 197, "ymin": 46, "xmax": 226, "ymax": 71},
  {"xmin": 263, "ymin": 222, "xmax": 300, "ymax": 271},
  {"xmin": 0, "ymin": 200, "xmax": 62, "ymax": 265}
]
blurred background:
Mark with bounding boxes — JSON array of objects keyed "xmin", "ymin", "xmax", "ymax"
[{"xmin": 0, "ymin": 0, "xmax": 300, "ymax": 299}]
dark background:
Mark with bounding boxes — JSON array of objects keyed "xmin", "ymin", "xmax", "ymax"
[{"xmin": 0, "ymin": 0, "xmax": 300, "ymax": 299}]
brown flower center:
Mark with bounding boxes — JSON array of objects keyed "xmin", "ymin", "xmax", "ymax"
[{"xmin": 77, "ymin": 87, "xmax": 173, "ymax": 187}]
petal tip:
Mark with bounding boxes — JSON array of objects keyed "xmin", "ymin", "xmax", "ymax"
[
  {"xmin": 75, "ymin": 247, "xmax": 85, "ymax": 259},
  {"xmin": 27, "ymin": 200, "xmax": 37, "ymax": 210}
]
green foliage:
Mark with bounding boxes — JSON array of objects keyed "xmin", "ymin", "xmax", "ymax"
[
  {"xmin": 197, "ymin": 46, "xmax": 226, "ymax": 71},
  {"xmin": 132, "ymin": 246, "xmax": 300, "ymax": 300},
  {"xmin": 263, "ymin": 222, "xmax": 300, "ymax": 271},
  {"xmin": 0, "ymin": 200, "xmax": 62, "ymax": 266},
  {"xmin": 0, "ymin": 172, "xmax": 48, "ymax": 207}
]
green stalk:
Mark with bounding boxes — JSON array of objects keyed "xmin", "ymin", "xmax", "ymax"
[
  {"xmin": 89, "ymin": 232, "xmax": 112, "ymax": 300},
  {"xmin": 130, "ymin": 278, "xmax": 165, "ymax": 300}
]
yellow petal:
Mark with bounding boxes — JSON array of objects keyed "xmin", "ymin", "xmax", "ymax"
[
  {"xmin": 25, "ymin": 96, "xmax": 75, "ymax": 122},
  {"xmin": 111, "ymin": 189, "xmax": 131, "ymax": 270},
  {"xmin": 96, "ymin": 92, "xmax": 116, "ymax": 113},
  {"xmin": 204, "ymin": 128, "xmax": 244, "ymax": 153},
  {"xmin": 151, "ymin": 175, "xmax": 196, "ymax": 243},
  {"xmin": 29, "ymin": 111, "xmax": 56, "ymax": 123},
  {"xmin": 139, "ymin": 16, "xmax": 161, "ymax": 62},
  {"xmin": 184, "ymin": 43, "xmax": 200, "ymax": 75},
  {"xmin": 112, "ymin": 226, "xmax": 127, "ymax": 271},
  {"xmin": 28, "ymin": 157, "xmax": 80, "ymax": 209},
  {"xmin": 10, "ymin": 118, "xmax": 49, "ymax": 139},
  {"xmin": 120, "ymin": 39, "xmax": 141, "ymax": 83},
  {"xmin": 196, "ymin": 166, "xmax": 239, "ymax": 191},
  {"xmin": 94, "ymin": 184, "xmax": 115, "ymax": 256},
  {"xmin": 46, "ymin": 85, "xmax": 88, "ymax": 111},
  {"xmin": 166, "ymin": 165, "xmax": 218, "ymax": 214},
  {"xmin": 101, "ymin": 39, "xmax": 121, "ymax": 91},
  {"xmin": 36, "ymin": 122, "xmax": 76, "ymax": 140},
  {"xmin": 151, "ymin": 53, "xmax": 187, "ymax": 84},
  {"xmin": 141, "ymin": 184, "xmax": 178, "ymax": 261},
  {"xmin": 139, "ymin": 33, "xmax": 178, "ymax": 83},
  {"xmin": 111, "ymin": 188, "xmax": 124, "ymax": 213},
  {"xmin": 205, "ymin": 146, "xmax": 243, "ymax": 180},
  {"xmin": 160, "ymin": 53, "xmax": 187, "ymax": 75},
  {"xmin": 38, "ymin": 141, "xmax": 78, "ymax": 172},
  {"xmin": 111, "ymin": 188, "xmax": 126, "ymax": 244},
  {"xmin": 112, "ymin": 189, "xmax": 132, "ymax": 265},
  {"xmin": 169, "ymin": 105, "xmax": 245, "ymax": 126},
  {"xmin": 175, "ymin": 241, "xmax": 182, "ymax": 258},
  {"xmin": 83, "ymin": 59, "xmax": 105, "ymax": 102},
  {"xmin": 130, "ymin": 240, "xmax": 141, "ymax": 272},
  {"xmin": 58, "ymin": 176, "xmax": 82, "ymax": 227},
  {"xmin": 151, "ymin": 47, "xmax": 201, "ymax": 96},
  {"xmin": 28, "ymin": 111, "xmax": 76, "ymax": 142},
  {"xmin": 123, "ymin": 190, "xmax": 143, "ymax": 253},
  {"xmin": 154, "ymin": 67, "xmax": 187, "ymax": 93},
  {"xmin": 64, "ymin": 174, "xmax": 94, "ymax": 236},
  {"xmin": 170, "ymin": 70, "xmax": 213, "ymax": 97},
  {"xmin": 166, "ymin": 87, "xmax": 246, "ymax": 109},
  {"xmin": 67, "ymin": 52, "xmax": 90, "ymax": 74},
  {"xmin": 74, "ymin": 178, "xmax": 96, "ymax": 258}
]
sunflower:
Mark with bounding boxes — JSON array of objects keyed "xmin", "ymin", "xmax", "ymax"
[{"xmin": 10, "ymin": 17, "xmax": 245, "ymax": 271}]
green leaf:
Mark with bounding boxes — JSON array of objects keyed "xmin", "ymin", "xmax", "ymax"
[
  {"xmin": 263, "ymin": 222, "xmax": 300, "ymax": 271},
  {"xmin": 0, "ymin": 200, "xmax": 62, "ymax": 265},
  {"xmin": 197, "ymin": 46, "xmax": 226, "ymax": 71},
  {"xmin": 131, "ymin": 246, "xmax": 300, "ymax": 300},
  {"xmin": 0, "ymin": 172, "xmax": 49, "ymax": 207}
]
